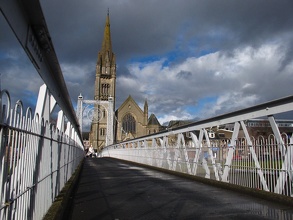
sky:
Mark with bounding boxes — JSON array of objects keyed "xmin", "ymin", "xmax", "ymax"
[{"xmin": 1, "ymin": 0, "xmax": 293, "ymax": 128}]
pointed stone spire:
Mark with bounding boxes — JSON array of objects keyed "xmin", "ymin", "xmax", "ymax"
[
  {"xmin": 97, "ymin": 10, "xmax": 115, "ymax": 67},
  {"xmin": 144, "ymin": 99, "xmax": 148, "ymax": 125},
  {"xmin": 101, "ymin": 9, "xmax": 112, "ymax": 55},
  {"xmin": 144, "ymin": 99, "xmax": 148, "ymax": 113},
  {"xmin": 93, "ymin": 10, "xmax": 116, "ymax": 150}
]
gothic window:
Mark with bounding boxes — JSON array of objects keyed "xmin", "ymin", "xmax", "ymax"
[
  {"xmin": 101, "ymin": 83, "xmax": 110, "ymax": 99},
  {"xmin": 100, "ymin": 128, "xmax": 106, "ymax": 136},
  {"xmin": 122, "ymin": 113, "xmax": 136, "ymax": 133}
]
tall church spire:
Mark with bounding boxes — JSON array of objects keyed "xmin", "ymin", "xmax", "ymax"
[
  {"xmin": 92, "ymin": 11, "xmax": 116, "ymax": 150},
  {"xmin": 97, "ymin": 10, "xmax": 115, "ymax": 67},
  {"xmin": 101, "ymin": 10, "xmax": 112, "ymax": 55}
]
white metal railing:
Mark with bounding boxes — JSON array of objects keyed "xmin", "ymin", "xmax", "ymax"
[
  {"xmin": 0, "ymin": 1, "xmax": 85, "ymax": 219},
  {"xmin": 0, "ymin": 89, "xmax": 84, "ymax": 220},
  {"xmin": 102, "ymin": 95, "xmax": 293, "ymax": 197}
]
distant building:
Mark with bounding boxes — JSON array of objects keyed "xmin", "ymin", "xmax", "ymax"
[
  {"xmin": 115, "ymin": 95, "xmax": 163, "ymax": 142},
  {"xmin": 221, "ymin": 119, "xmax": 293, "ymax": 138},
  {"xmin": 163, "ymin": 118, "xmax": 293, "ymax": 142},
  {"xmin": 242, "ymin": 119, "xmax": 293, "ymax": 138}
]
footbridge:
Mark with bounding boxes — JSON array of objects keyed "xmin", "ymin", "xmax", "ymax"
[
  {"xmin": 1, "ymin": 1, "xmax": 293, "ymax": 220},
  {"xmin": 101, "ymin": 95, "xmax": 293, "ymax": 196}
]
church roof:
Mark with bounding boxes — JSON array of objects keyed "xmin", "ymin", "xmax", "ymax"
[
  {"xmin": 167, "ymin": 120, "xmax": 194, "ymax": 129},
  {"xmin": 148, "ymin": 113, "xmax": 161, "ymax": 126},
  {"xmin": 116, "ymin": 95, "xmax": 144, "ymax": 115}
]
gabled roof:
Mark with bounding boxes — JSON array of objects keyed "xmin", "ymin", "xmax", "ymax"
[
  {"xmin": 148, "ymin": 113, "xmax": 161, "ymax": 126},
  {"xmin": 116, "ymin": 95, "xmax": 144, "ymax": 115}
]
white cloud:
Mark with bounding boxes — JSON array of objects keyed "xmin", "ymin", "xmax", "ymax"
[
  {"xmin": 118, "ymin": 42, "xmax": 293, "ymax": 124},
  {"xmin": 158, "ymin": 109, "xmax": 193, "ymax": 125},
  {"xmin": 201, "ymin": 92, "xmax": 259, "ymax": 118}
]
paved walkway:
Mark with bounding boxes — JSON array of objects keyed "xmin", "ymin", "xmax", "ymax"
[{"xmin": 67, "ymin": 158, "xmax": 293, "ymax": 220}]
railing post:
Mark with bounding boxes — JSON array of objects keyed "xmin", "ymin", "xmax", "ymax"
[
  {"xmin": 240, "ymin": 121, "xmax": 269, "ymax": 191},
  {"xmin": 222, "ymin": 122, "xmax": 240, "ymax": 182},
  {"xmin": 35, "ymin": 84, "xmax": 56, "ymax": 122},
  {"xmin": 107, "ymin": 96, "xmax": 114, "ymax": 146},
  {"xmin": 77, "ymin": 94, "xmax": 83, "ymax": 133},
  {"xmin": 269, "ymin": 115, "xmax": 293, "ymax": 194}
]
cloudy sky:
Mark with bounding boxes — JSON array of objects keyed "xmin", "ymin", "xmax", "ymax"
[{"xmin": 1, "ymin": 0, "xmax": 293, "ymax": 127}]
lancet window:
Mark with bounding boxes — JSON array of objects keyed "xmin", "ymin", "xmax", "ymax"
[
  {"xmin": 101, "ymin": 83, "xmax": 110, "ymax": 99},
  {"xmin": 122, "ymin": 113, "xmax": 136, "ymax": 133}
]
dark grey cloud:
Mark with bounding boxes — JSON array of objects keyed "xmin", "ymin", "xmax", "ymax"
[
  {"xmin": 5, "ymin": 0, "xmax": 292, "ymax": 57},
  {"xmin": 176, "ymin": 71, "xmax": 192, "ymax": 79},
  {"xmin": 1, "ymin": 0, "xmax": 293, "ymax": 124},
  {"xmin": 40, "ymin": 0, "xmax": 293, "ymax": 70}
]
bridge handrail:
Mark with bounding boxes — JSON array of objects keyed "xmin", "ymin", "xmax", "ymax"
[
  {"xmin": 0, "ymin": 0, "xmax": 81, "ymax": 140},
  {"xmin": 0, "ymin": 90, "xmax": 84, "ymax": 219},
  {"xmin": 111, "ymin": 94, "xmax": 293, "ymax": 144},
  {"xmin": 102, "ymin": 94, "xmax": 293, "ymax": 198},
  {"xmin": 1, "ymin": 1, "xmax": 84, "ymax": 219}
]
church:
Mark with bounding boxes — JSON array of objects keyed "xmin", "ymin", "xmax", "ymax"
[{"xmin": 89, "ymin": 12, "xmax": 162, "ymax": 151}]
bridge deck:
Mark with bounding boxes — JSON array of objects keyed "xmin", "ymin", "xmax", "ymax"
[{"xmin": 66, "ymin": 158, "xmax": 293, "ymax": 220}]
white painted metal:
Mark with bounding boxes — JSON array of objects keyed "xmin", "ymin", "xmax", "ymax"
[
  {"xmin": 0, "ymin": 0, "xmax": 81, "ymax": 141},
  {"xmin": 268, "ymin": 116, "xmax": 293, "ymax": 195},
  {"xmin": 76, "ymin": 96, "xmax": 114, "ymax": 146},
  {"xmin": 77, "ymin": 94, "xmax": 84, "ymax": 133},
  {"xmin": 268, "ymin": 116, "xmax": 286, "ymax": 156},
  {"xmin": 1, "ymin": 1, "xmax": 84, "ymax": 219},
  {"xmin": 102, "ymin": 96, "xmax": 293, "ymax": 198},
  {"xmin": 0, "ymin": 89, "xmax": 84, "ymax": 220},
  {"xmin": 203, "ymin": 129, "xmax": 219, "ymax": 181},
  {"xmin": 240, "ymin": 121, "xmax": 269, "ymax": 191},
  {"xmin": 35, "ymin": 84, "xmax": 56, "ymax": 122},
  {"xmin": 222, "ymin": 122, "xmax": 240, "ymax": 182},
  {"xmin": 190, "ymin": 132, "xmax": 201, "ymax": 175}
]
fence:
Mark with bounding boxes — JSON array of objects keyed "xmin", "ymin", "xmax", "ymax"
[
  {"xmin": 0, "ymin": 90, "xmax": 84, "ymax": 219},
  {"xmin": 102, "ymin": 96, "xmax": 293, "ymax": 197},
  {"xmin": 0, "ymin": 1, "xmax": 86, "ymax": 218}
]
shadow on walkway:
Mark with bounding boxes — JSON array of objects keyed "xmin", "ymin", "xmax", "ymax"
[{"xmin": 66, "ymin": 158, "xmax": 293, "ymax": 220}]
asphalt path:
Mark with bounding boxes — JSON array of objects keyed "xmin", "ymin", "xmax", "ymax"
[{"xmin": 67, "ymin": 158, "xmax": 293, "ymax": 220}]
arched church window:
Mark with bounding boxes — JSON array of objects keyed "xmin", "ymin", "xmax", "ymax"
[{"xmin": 122, "ymin": 113, "xmax": 136, "ymax": 133}]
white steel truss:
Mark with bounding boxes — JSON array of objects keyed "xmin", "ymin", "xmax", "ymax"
[{"xmin": 102, "ymin": 95, "xmax": 293, "ymax": 197}]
